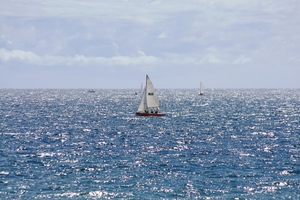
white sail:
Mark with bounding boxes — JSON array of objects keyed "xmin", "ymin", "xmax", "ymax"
[
  {"xmin": 136, "ymin": 74, "xmax": 165, "ymax": 116},
  {"xmin": 145, "ymin": 75, "xmax": 160, "ymax": 108},
  {"xmin": 199, "ymin": 82, "xmax": 204, "ymax": 95},
  {"xmin": 137, "ymin": 87, "xmax": 146, "ymax": 112}
]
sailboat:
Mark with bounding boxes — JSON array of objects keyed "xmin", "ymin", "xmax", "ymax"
[
  {"xmin": 199, "ymin": 82, "xmax": 204, "ymax": 95},
  {"xmin": 135, "ymin": 82, "xmax": 143, "ymax": 95},
  {"xmin": 87, "ymin": 89, "xmax": 96, "ymax": 93},
  {"xmin": 136, "ymin": 75, "xmax": 166, "ymax": 116}
]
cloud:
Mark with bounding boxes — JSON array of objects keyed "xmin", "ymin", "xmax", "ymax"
[
  {"xmin": 233, "ymin": 55, "xmax": 252, "ymax": 64},
  {"xmin": 200, "ymin": 54, "xmax": 222, "ymax": 64},
  {"xmin": 1, "ymin": 0, "xmax": 300, "ymax": 88},
  {"xmin": 0, "ymin": 48, "xmax": 160, "ymax": 67},
  {"xmin": 0, "ymin": 47, "xmax": 228, "ymax": 67},
  {"xmin": 0, "ymin": 48, "xmax": 39, "ymax": 63},
  {"xmin": 158, "ymin": 32, "xmax": 168, "ymax": 39}
]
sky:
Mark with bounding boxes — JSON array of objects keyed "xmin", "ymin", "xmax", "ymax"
[{"xmin": 0, "ymin": 0, "xmax": 300, "ymax": 89}]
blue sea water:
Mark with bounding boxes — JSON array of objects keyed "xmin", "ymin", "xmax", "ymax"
[{"xmin": 0, "ymin": 89, "xmax": 299, "ymax": 199}]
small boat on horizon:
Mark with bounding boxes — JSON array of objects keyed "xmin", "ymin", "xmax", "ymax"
[
  {"xmin": 199, "ymin": 82, "xmax": 204, "ymax": 95},
  {"xmin": 87, "ymin": 89, "xmax": 96, "ymax": 93},
  {"xmin": 136, "ymin": 75, "xmax": 166, "ymax": 117},
  {"xmin": 135, "ymin": 82, "xmax": 143, "ymax": 95}
]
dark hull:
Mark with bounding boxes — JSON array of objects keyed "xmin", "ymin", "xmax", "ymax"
[{"xmin": 136, "ymin": 112, "xmax": 166, "ymax": 117}]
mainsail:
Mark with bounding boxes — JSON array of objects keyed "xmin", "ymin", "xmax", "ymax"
[{"xmin": 145, "ymin": 75, "xmax": 159, "ymax": 108}]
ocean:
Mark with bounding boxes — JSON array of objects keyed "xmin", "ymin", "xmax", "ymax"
[{"xmin": 0, "ymin": 89, "xmax": 299, "ymax": 199}]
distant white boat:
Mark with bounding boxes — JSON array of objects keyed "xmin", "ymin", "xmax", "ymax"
[
  {"xmin": 136, "ymin": 75, "xmax": 165, "ymax": 116},
  {"xmin": 199, "ymin": 82, "xmax": 204, "ymax": 95}
]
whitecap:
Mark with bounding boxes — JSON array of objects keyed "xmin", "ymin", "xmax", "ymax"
[
  {"xmin": 243, "ymin": 186, "xmax": 255, "ymax": 192},
  {"xmin": 275, "ymin": 182, "xmax": 288, "ymax": 186},
  {"xmin": 54, "ymin": 192, "xmax": 80, "ymax": 198},
  {"xmin": 89, "ymin": 190, "xmax": 103, "ymax": 197},
  {"xmin": 262, "ymin": 186, "xmax": 278, "ymax": 192},
  {"xmin": 279, "ymin": 170, "xmax": 290, "ymax": 175},
  {"xmin": 263, "ymin": 146, "xmax": 272, "ymax": 152},
  {"xmin": 37, "ymin": 152, "xmax": 55, "ymax": 157},
  {"xmin": 240, "ymin": 153, "xmax": 254, "ymax": 157}
]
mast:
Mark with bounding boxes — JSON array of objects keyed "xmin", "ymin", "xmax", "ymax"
[{"xmin": 144, "ymin": 75, "xmax": 148, "ymax": 110}]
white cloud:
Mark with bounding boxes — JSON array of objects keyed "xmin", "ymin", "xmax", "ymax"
[
  {"xmin": 200, "ymin": 54, "xmax": 222, "ymax": 64},
  {"xmin": 0, "ymin": 48, "xmax": 39, "ymax": 63},
  {"xmin": 158, "ymin": 32, "xmax": 168, "ymax": 39},
  {"xmin": 0, "ymin": 48, "xmax": 160, "ymax": 67},
  {"xmin": 1, "ymin": 0, "xmax": 300, "ymax": 88},
  {"xmin": 0, "ymin": 48, "xmax": 227, "ymax": 70},
  {"xmin": 233, "ymin": 55, "xmax": 252, "ymax": 64},
  {"xmin": 137, "ymin": 50, "xmax": 146, "ymax": 56}
]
